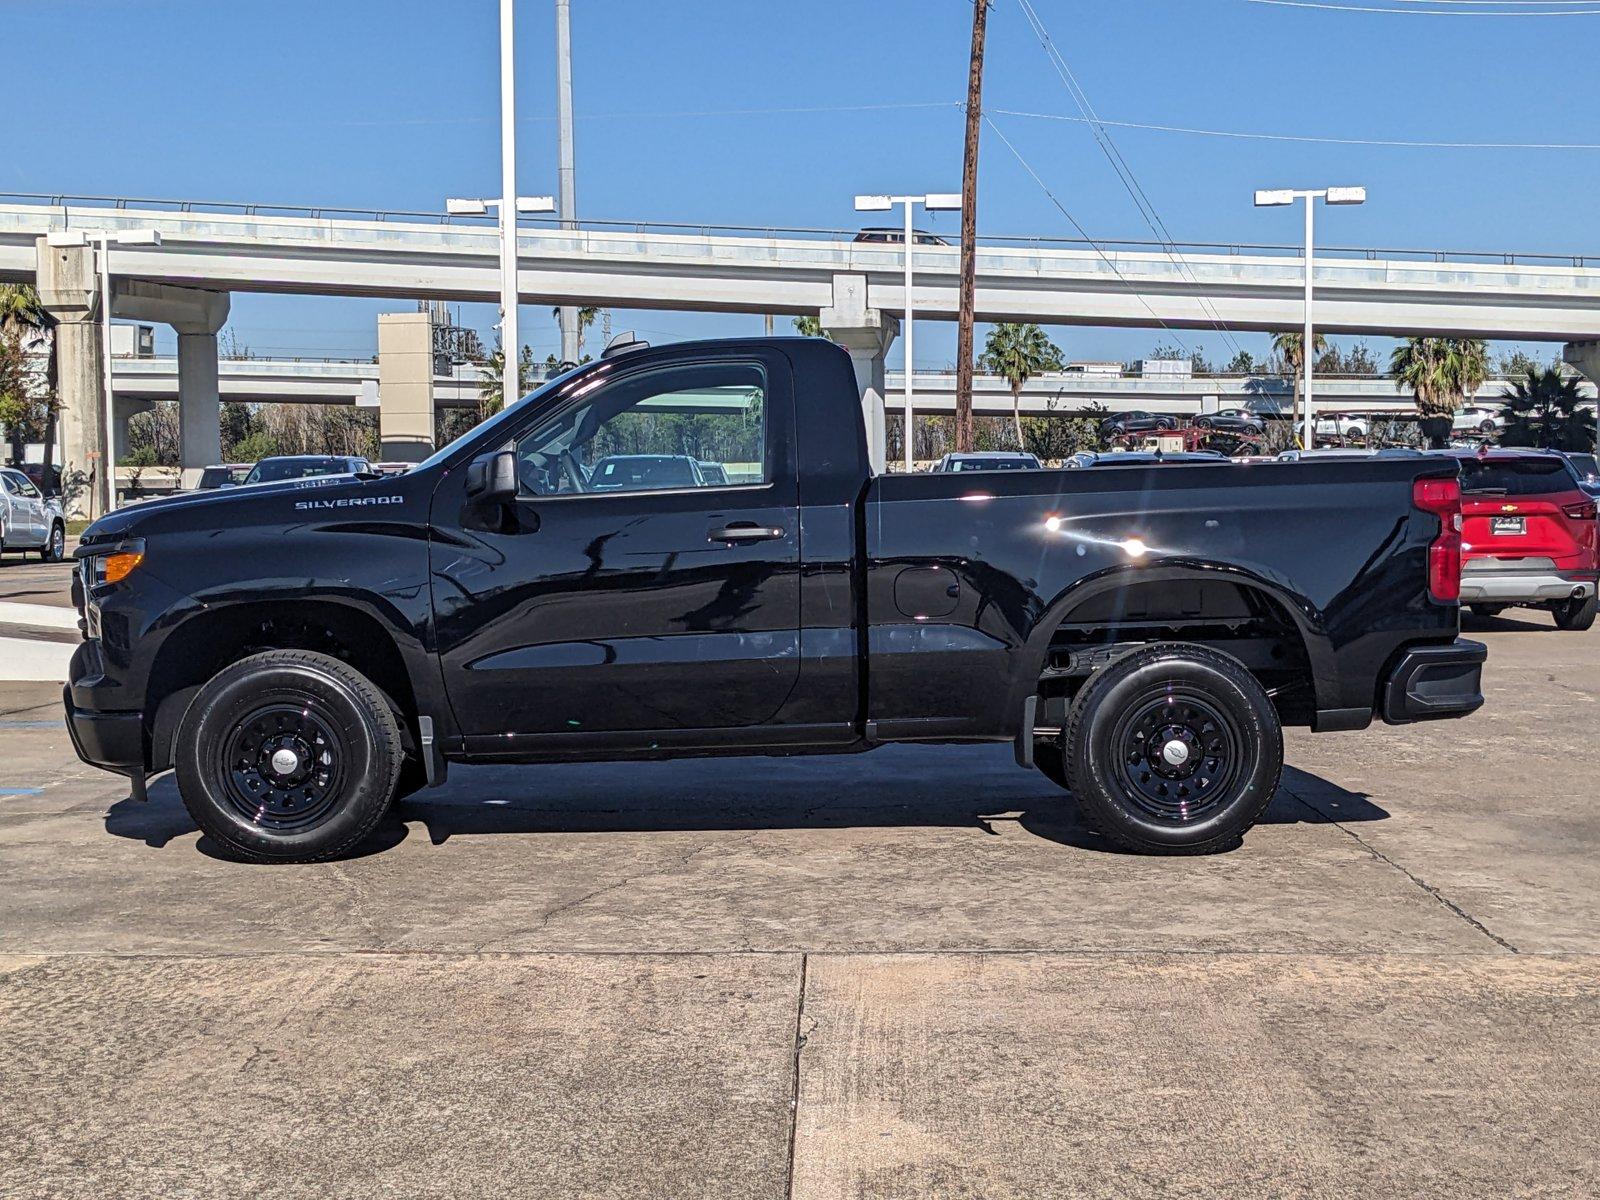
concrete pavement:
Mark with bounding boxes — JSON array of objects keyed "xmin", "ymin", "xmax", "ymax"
[{"xmin": 1, "ymin": 614, "xmax": 1597, "ymax": 1197}]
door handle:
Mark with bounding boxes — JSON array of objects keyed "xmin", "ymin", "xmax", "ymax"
[{"xmin": 709, "ymin": 523, "xmax": 786, "ymax": 543}]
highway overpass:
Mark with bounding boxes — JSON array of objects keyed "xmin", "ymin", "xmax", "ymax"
[{"xmin": 7, "ymin": 192, "xmax": 1600, "ymax": 507}]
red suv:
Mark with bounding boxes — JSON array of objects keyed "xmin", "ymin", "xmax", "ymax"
[{"xmin": 1445, "ymin": 449, "xmax": 1598, "ymax": 630}]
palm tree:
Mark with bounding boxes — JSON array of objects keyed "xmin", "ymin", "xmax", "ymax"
[
  {"xmin": 1271, "ymin": 331, "xmax": 1327, "ymax": 445},
  {"xmin": 478, "ymin": 341, "xmax": 535, "ymax": 421},
  {"xmin": 1500, "ymin": 365, "xmax": 1595, "ymax": 452},
  {"xmin": 0, "ymin": 285, "xmax": 52, "ymax": 469},
  {"xmin": 979, "ymin": 323, "xmax": 1064, "ymax": 447},
  {"xmin": 550, "ymin": 306, "xmax": 600, "ymax": 360},
  {"xmin": 1391, "ymin": 337, "xmax": 1489, "ymax": 448},
  {"xmin": 0, "ymin": 284, "xmax": 47, "ymax": 332}
]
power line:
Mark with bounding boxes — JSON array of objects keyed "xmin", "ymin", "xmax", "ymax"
[
  {"xmin": 1012, "ymin": 0, "xmax": 1244, "ymax": 358},
  {"xmin": 1247, "ymin": 0, "xmax": 1600, "ymax": 14},
  {"xmin": 989, "ymin": 107, "xmax": 1600, "ymax": 151},
  {"xmin": 983, "ymin": 115, "xmax": 1197, "ymax": 358}
]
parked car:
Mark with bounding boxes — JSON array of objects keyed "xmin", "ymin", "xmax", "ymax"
[
  {"xmin": 1563, "ymin": 452, "xmax": 1599, "ymax": 489},
  {"xmin": 1193, "ymin": 409, "xmax": 1265, "ymax": 435},
  {"xmin": 64, "ymin": 336, "xmax": 1484, "ymax": 863},
  {"xmin": 1452, "ymin": 405, "xmax": 1504, "ymax": 435},
  {"xmin": 1065, "ymin": 451, "xmax": 1228, "ymax": 467},
  {"xmin": 1440, "ymin": 449, "xmax": 1597, "ymax": 629},
  {"xmin": 17, "ymin": 462, "xmax": 62, "ymax": 498},
  {"xmin": 853, "ymin": 228, "xmax": 949, "ymax": 246},
  {"xmin": 0, "ymin": 466, "xmax": 67, "ymax": 561},
  {"xmin": 696, "ymin": 461, "xmax": 730, "ymax": 486},
  {"xmin": 930, "ymin": 452, "xmax": 1041, "ymax": 472},
  {"xmin": 1276, "ymin": 449, "xmax": 1423, "ymax": 462},
  {"xmin": 1099, "ymin": 411, "xmax": 1179, "ymax": 439},
  {"xmin": 371, "ymin": 462, "xmax": 415, "ymax": 478},
  {"xmin": 1314, "ymin": 414, "xmax": 1369, "ymax": 440},
  {"xmin": 243, "ymin": 455, "xmax": 372, "ymax": 486},
  {"xmin": 588, "ymin": 454, "xmax": 706, "ymax": 491},
  {"xmin": 194, "ymin": 464, "xmax": 250, "ymax": 490}
]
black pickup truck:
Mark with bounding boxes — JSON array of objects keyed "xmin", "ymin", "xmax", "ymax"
[{"xmin": 64, "ymin": 336, "xmax": 1485, "ymax": 863}]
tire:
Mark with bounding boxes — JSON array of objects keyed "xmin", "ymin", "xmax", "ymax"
[
  {"xmin": 174, "ymin": 649, "xmax": 404, "ymax": 863},
  {"xmin": 1194, "ymin": 417, "xmax": 1214, "ymax": 431},
  {"xmin": 1034, "ymin": 737, "xmax": 1069, "ymax": 790},
  {"xmin": 1552, "ymin": 595, "xmax": 1597, "ymax": 632},
  {"xmin": 1062, "ymin": 643, "xmax": 1283, "ymax": 855},
  {"xmin": 1479, "ymin": 420, "xmax": 1497, "ymax": 434},
  {"xmin": 1244, "ymin": 422, "xmax": 1264, "ymax": 435},
  {"xmin": 41, "ymin": 522, "xmax": 65, "ymax": 563}
]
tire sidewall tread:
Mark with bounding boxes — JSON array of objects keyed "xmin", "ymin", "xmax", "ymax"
[
  {"xmin": 175, "ymin": 649, "xmax": 403, "ymax": 863},
  {"xmin": 1061, "ymin": 642, "xmax": 1283, "ymax": 855}
]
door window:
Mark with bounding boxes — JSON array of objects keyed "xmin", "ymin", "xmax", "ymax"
[{"xmin": 514, "ymin": 362, "xmax": 767, "ymax": 497}]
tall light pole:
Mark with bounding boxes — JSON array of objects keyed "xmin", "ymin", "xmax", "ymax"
[
  {"xmin": 46, "ymin": 227, "xmax": 161, "ymax": 516},
  {"xmin": 447, "ymin": 194, "xmax": 555, "ymax": 396},
  {"xmin": 854, "ymin": 192, "xmax": 961, "ymax": 472},
  {"xmin": 555, "ymin": 0, "xmax": 580, "ymax": 365},
  {"xmin": 1254, "ymin": 186, "xmax": 1366, "ymax": 449},
  {"xmin": 500, "ymin": 0, "xmax": 522, "ymax": 393}
]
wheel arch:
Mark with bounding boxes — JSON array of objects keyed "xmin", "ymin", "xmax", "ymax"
[
  {"xmin": 1005, "ymin": 561, "xmax": 1335, "ymax": 734},
  {"xmin": 145, "ymin": 595, "xmax": 429, "ymax": 774}
]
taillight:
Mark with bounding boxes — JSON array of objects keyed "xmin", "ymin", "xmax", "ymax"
[
  {"xmin": 1562, "ymin": 500, "xmax": 1597, "ymax": 521},
  {"xmin": 1414, "ymin": 476, "xmax": 1462, "ymax": 603}
]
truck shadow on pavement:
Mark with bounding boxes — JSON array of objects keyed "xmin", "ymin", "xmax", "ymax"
[{"xmin": 104, "ymin": 746, "xmax": 1388, "ymax": 861}]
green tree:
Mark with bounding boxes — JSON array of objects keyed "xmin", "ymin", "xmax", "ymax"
[
  {"xmin": 550, "ymin": 306, "xmax": 600, "ymax": 359},
  {"xmin": 979, "ymin": 323, "xmax": 1064, "ymax": 446},
  {"xmin": 0, "ymin": 284, "xmax": 53, "ymax": 468},
  {"xmin": 792, "ymin": 315, "xmax": 828, "ymax": 339},
  {"xmin": 1499, "ymin": 366, "xmax": 1596, "ymax": 452},
  {"xmin": 478, "ymin": 341, "xmax": 536, "ymax": 421},
  {"xmin": 1225, "ymin": 350, "xmax": 1256, "ymax": 375},
  {"xmin": 1272, "ymin": 331, "xmax": 1328, "ymax": 446},
  {"xmin": 1391, "ymin": 337, "xmax": 1489, "ymax": 448}
]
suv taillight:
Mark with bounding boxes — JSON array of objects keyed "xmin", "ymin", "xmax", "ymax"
[
  {"xmin": 1562, "ymin": 500, "xmax": 1598, "ymax": 521},
  {"xmin": 1414, "ymin": 476, "xmax": 1462, "ymax": 603}
]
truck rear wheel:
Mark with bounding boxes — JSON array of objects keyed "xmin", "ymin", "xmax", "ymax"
[
  {"xmin": 1062, "ymin": 643, "xmax": 1282, "ymax": 855},
  {"xmin": 174, "ymin": 650, "xmax": 403, "ymax": 863}
]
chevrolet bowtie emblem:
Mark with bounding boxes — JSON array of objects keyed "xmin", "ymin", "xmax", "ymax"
[{"xmin": 1501, "ymin": 504, "xmax": 1519, "ymax": 513}]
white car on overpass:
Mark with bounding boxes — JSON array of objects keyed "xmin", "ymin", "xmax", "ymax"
[{"xmin": 1314, "ymin": 414, "xmax": 1369, "ymax": 440}]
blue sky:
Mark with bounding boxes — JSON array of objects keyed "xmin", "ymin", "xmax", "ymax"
[{"xmin": 9, "ymin": 0, "xmax": 1600, "ymax": 368}]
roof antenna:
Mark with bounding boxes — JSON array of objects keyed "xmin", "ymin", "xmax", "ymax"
[{"xmin": 602, "ymin": 331, "xmax": 650, "ymax": 359}]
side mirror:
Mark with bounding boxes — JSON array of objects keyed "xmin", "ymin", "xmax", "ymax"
[{"xmin": 465, "ymin": 449, "xmax": 518, "ymax": 502}]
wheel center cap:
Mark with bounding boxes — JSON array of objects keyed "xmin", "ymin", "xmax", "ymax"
[
  {"xmin": 270, "ymin": 748, "xmax": 301, "ymax": 776},
  {"xmin": 1160, "ymin": 739, "xmax": 1191, "ymax": 767}
]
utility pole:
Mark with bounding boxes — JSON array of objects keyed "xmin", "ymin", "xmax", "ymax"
[
  {"xmin": 499, "ymin": 0, "xmax": 520, "ymax": 395},
  {"xmin": 555, "ymin": 0, "xmax": 579, "ymax": 365},
  {"xmin": 954, "ymin": 0, "xmax": 988, "ymax": 453}
]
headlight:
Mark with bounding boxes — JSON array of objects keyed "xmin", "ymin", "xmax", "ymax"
[{"xmin": 83, "ymin": 539, "xmax": 145, "ymax": 587}]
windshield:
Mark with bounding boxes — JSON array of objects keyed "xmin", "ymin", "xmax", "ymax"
[
  {"xmin": 413, "ymin": 362, "xmax": 592, "ymax": 473},
  {"xmin": 1458, "ymin": 457, "xmax": 1578, "ymax": 496},
  {"xmin": 245, "ymin": 458, "xmax": 349, "ymax": 485}
]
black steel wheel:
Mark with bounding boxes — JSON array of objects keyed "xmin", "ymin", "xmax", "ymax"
[
  {"xmin": 1062, "ymin": 643, "xmax": 1282, "ymax": 854},
  {"xmin": 175, "ymin": 650, "xmax": 403, "ymax": 863}
]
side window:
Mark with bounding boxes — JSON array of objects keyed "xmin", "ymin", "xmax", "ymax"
[
  {"xmin": 514, "ymin": 361, "xmax": 767, "ymax": 497},
  {"xmin": 15, "ymin": 476, "xmax": 41, "ymax": 499},
  {"xmin": 0, "ymin": 473, "xmax": 14, "ymax": 495}
]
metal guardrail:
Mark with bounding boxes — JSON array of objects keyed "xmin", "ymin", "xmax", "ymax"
[{"xmin": 1, "ymin": 190, "xmax": 1594, "ymax": 268}]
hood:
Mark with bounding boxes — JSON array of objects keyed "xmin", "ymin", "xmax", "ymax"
[{"xmin": 77, "ymin": 473, "xmax": 370, "ymax": 548}]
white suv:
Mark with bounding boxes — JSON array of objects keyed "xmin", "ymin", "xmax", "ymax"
[{"xmin": 0, "ymin": 468, "xmax": 67, "ymax": 562}]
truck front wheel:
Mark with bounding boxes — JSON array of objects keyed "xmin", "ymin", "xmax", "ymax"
[
  {"xmin": 174, "ymin": 650, "xmax": 404, "ymax": 863},
  {"xmin": 1062, "ymin": 643, "xmax": 1282, "ymax": 854}
]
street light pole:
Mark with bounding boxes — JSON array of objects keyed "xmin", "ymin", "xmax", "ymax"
[
  {"xmin": 499, "ymin": 0, "xmax": 520, "ymax": 397},
  {"xmin": 854, "ymin": 192, "xmax": 961, "ymax": 472},
  {"xmin": 555, "ymin": 0, "xmax": 580, "ymax": 365},
  {"xmin": 1254, "ymin": 186, "xmax": 1366, "ymax": 450}
]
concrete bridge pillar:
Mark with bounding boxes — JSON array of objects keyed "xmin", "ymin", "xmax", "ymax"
[
  {"xmin": 114, "ymin": 280, "xmax": 229, "ymax": 489},
  {"xmin": 378, "ymin": 312, "xmax": 436, "ymax": 462},
  {"xmin": 35, "ymin": 239, "xmax": 105, "ymax": 519},
  {"xmin": 822, "ymin": 273, "xmax": 899, "ymax": 474},
  {"xmin": 1563, "ymin": 342, "xmax": 1600, "ymax": 385}
]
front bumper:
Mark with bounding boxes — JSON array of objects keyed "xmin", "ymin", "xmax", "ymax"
[
  {"xmin": 62, "ymin": 686, "xmax": 144, "ymax": 773},
  {"xmin": 1381, "ymin": 639, "xmax": 1487, "ymax": 725}
]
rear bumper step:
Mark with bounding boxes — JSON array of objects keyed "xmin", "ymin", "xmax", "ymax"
[{"xmin": 1382, "ymin": 639, "xmax": 1487, "ymax": 725}]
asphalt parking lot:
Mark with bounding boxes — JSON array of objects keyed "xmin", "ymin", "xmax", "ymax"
[{"xmin": 1, "ymin": 557, "xmax": 1597, "ymax": 1197}]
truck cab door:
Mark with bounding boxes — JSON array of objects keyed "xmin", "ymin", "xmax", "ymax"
[{"xmin": 430, "ymin": 351, "xmax": 802, "ymax": 749}]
